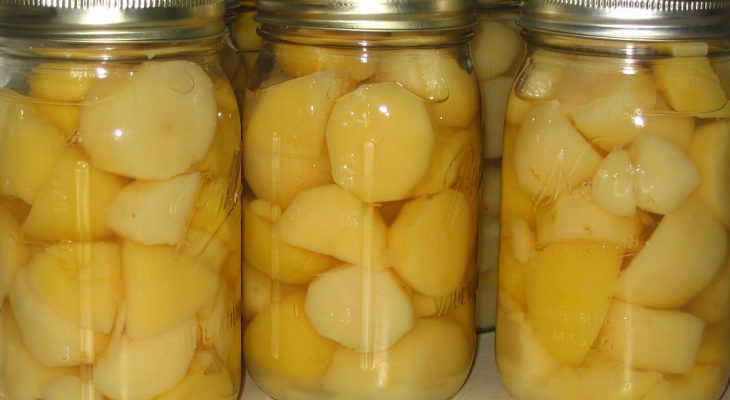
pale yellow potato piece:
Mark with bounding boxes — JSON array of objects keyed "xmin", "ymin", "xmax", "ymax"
[
  {"xmin": 198, "ymin": 284, "xmax": 237, "ymax": 363},
  {"xmin": 0, "ymin": 103, "xmax": 66, "ymax": 203},
  {"xmin": 243, "ymin": 262, "xmax": 300, "ymax": 320},
  {"xmin": 536, "ymin": 187, "xmax": 642, "ymax": 250},
  {"xmin": 569, "ymin": 73, "xmax": 658, "ymax": 152},
  {"xmin": 410, "ymin": 124, "xmax": 478, "ymax": 197},
  {"xmin": 304, "ymin": 265, "xmax": 415, "ymax": 352},
  {"xmin": 3, "ymin": 308, "xmax": 75, "ymax": 399},
  {"xmin": 591, "ymin": 149, "xmax": 637, "ymax": 217},
  {"xmin": 642, "ymin": 364, "xmax": 729, "ymax": 400},
  {"xmin": 80, "ymin": 60, "xmax": 218, "ymax": 180},
  {"xmin": 471, "ymin": 19, "xmax": 524, "ymax": 81},
  {"xmin": 501, "ymin": 124, "xmax": 536, "ymax": 226},
  {"xmin": 0, "ymin": 205, "xmax": 29, "ymax": 299},
  {"xmin": 653, "ymin": 56, "xmax": 727, "ymax": 113},
  {"xmin": 326, "ymin": 81, "xmax": 436, "ymax": 202},
  {"xmin": 596, "ymin": 299, "xmax": 704, "ymax": 375},
  {"xmin": 276, "ymin": 44, "xmax": 377, "ymax": 82},
  {"xmin": 244, "ymin": 70, "xmax": 349, "ymax": 158},
  {"xmin": 243, "ymin": 199, "xmax": 339, "ymax": 285},
  {"xmin": 321, "ymin": 317, "xmax": 473, "ymax": 400},
  {"xmin": 36, "ymin": 103, "xmax": 81, "ymax": 139},
  {"xmin": 26, "ymin": 241, "xmax": 121, "ymax": 334},
  {"xmin": 525, "ymin": 240, "xmax": 624, "ymax": 366},
  {"xmin": 21, "ymin": 148, "xmax": 127, "ymax": 241},
  {"xmin": 28, "ymin": 62, "xmax": 95, "ymax": 102},
  {"xmin": 389, "ymin": 189, "xmax": 473, "ymax": 297},
  {"xmin": 244, "ymin": 147, "xmax": 332, "ymax": 208},
  {"xmin": 514, "ymin": 50, "xmax": 565, "ymax": 101},
  {"xmin": 505, "ymin": 92, "xmax": 533, "ymax": 125},
  {"xmin": 376, "ymin": 49, "xmax": 480, "ymax": 128},
  {"xmin": 95, "ymin": 317, "xmax": 198, "ymax": 400},
  {"xmin": 194, "ymin": 87, "xmax": 241, "ymax": 179},
  {"xmin": 155, "ymin": 350, "xmax": 236, "ymax": 400},
  {"xmin": 689, "ymin": 120, "xmax": 730, "ymax": 229},
  {"xmin": 107, "ymin": 172, "xmax": 201, "ymax": 246},
  {"xmin": 495, "ymin": 296, "xmax": 557, "ymax": 400},
  {"xmin": 686, "ymin": 261, "xmax": 730, "ymax": 324},
  {"xmin": 512, "ymin": 102, "xmax": 602, "ymax": 200},
  {"xmin": 244, "ymin": 291, "xmax": 338, "ymax": 390},
  {"xmin": 545, "ymin": 352, "xmax": 663, "ymax": 400},
  {"xmin": 614, "ymin": 197, "xmax": 727, "ymax": 308},
  {"xmin": 9, "ymin": 268, "xmax": 109, "ymax": 367},
  {"xmin": 632, "ymin": 134, "xmax": 700, "ymax": 215},
  {"xmin": 122, "ymin": 240, "xmax": 219, "ymax": 339},
  {"xmin": 497, "ymin": 218, "xmax": 533, "ymax": 309},
  {"xmin": 278, "ymin": 184, "xmax": 387, "ymax": 268},
  {"xmin": 41, "ymin": 374, "xmax": 103, "ymax": 400}
]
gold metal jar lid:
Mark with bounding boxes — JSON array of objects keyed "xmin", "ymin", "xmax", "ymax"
[
  {"xmin": 477, "ymin": 0, "xmax": 520, "ymax": 9},
  {"xmin": 0, "ymin": 0, "xmax": 226, "ymax": 43},
  {"xmin": 255, "ymin": 0, "xmax": 477, "ymax": 32},
  {"xmin": 520, "ymin": 0, "xmax": 730, "ymax": 40}
]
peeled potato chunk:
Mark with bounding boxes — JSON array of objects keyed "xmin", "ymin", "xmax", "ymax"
[
  {"xmin": 689, "ymin": 120, "xmax": 730, "ymax": 229},
  {"xmin": 642, "ymin": 364, "xmax": 729, "ymax": 400},
  {"xmin": 653, "ymin": 56, "xmax": 727, "ymax": 113},
  {"xmin": 0, "ymin": 205, "xmax": 29, "ymax": 299},
  {"xmin": 568, "ymin": 72, "xmax": 657, "ymax": 152},
  {"xmin": 3, "ymin": 308, "xmax": 75, "ymax": 400},
  {"xmin": 632, "ymin": 134, "xmax": 700, "ymax": 215},
  {"xmin": 614, "ymin": 197, "xmax": 727, "ymax": 308},
  {"xmin": 10, "ymin": 268, "xmax": 109, "ymax": 367},
  {"xmin": 471, "ymin": 20, "xmax": 523, "ymax": 81},
  {"xmin": 326, "ymin": 81, "xmax": 436, "ymax": 202},
  {"xmin": 28, "ymin": 62, "xmax": 95, "ymax": 102},
  {"xmin": 321, "ymin": 317, "xmax": 473, "ymax": 400},
  {"xmin": 278, "ymin": 184, "xmax": 387, "ymax": 268},
  {"xmin": 304, "ymin": 265, "xmax": 415, "ymax": 352},
  {"xmin": 591, "ymin": 149, "xmax": 637, "ymax": 217},
  {"xmin": 513, "ymin": 102, "xmax": 602, "ymax": 200},
  {"xmin": 242, "ymin": 262, "xmax": 300, "ymax": 320},
  {"xmin": 596, "ymin": 299, "xmax": 704, "ymax": 375},
  {"xmin": 276, "ymin": 44, "xmax": 377, "ymax": 82},
  {"xmin": 525, "ymin": 240, "xmax": 624, "ymax": 366},
  {"xmin": 122, "ymin": 240, "xmax": 219, "ymax": 339},
  {"xmin": 243, "ymin": 199, "xmax": 338, "ymax": 285},
  {"xmin": 0, "ymin": 103, "xmax": 67, "ymax": 203},
  {"xmin": 245, "ymin": 70, "xmax": 347, "ymax": 158},
  {"xmin": 106, "ymin": 172, "xmax": 201, "ymax": 246},
  {"xmin": 95, "ymin": 317, "xmax": 198, "ymax": 400},
  {"xmin": 536, "ymin": 188, "xmax": 643, "ymax": 251},
  {"xmin": 79, "ymin": 60, "xmax": 218, "ymax": 180},
  {"xmin": 389, "ymin": 189, "xmax": 473, "ymax": 298},
  {"xmin": 26, "ymin": 241, "xmax": 121, "ymax": 334},
  {"xmin": 376, "ymin": 49, "xmax": 479, "ymax": 129},
  {"xmin": 21, "ymin": 147, "xmax": 127, "ymax": 241},
  {"xmin": 244, "ymin": 291, "xmax": 338, "ymax": 390}
]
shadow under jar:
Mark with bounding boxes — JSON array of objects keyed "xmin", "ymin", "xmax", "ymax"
[
  {"xmin": 495, "ymin": 1, "xmax": 730, "ymax": 399},
  {"xmin": 0, "ymin": 0, "xmax": 243, "ymax": 399},
  {"xmin": 241, "ymin": 1, "xmax": 483, "ymax": 399}
]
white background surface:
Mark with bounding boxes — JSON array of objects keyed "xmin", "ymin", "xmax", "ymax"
[{"xmin": 242, "ymin": 331, "xmax": 730, "ymax": 399}]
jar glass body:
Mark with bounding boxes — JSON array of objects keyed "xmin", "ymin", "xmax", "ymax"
[
  {"xmin": 471, "ymin": 4, "xmax": 526, "ymax": 332},
  {"xmin": 242, "ymin": 26, "xmax": 481, "ymax": 400},
  {"xmin": 0, "ymin": 39, "xmax": 243, "ymax": 400},
  {"xmin": 496, "ymin": 33, "xmax": 730, "ymax": 400}
]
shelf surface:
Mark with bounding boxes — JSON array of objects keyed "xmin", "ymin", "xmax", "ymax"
[{"xmin": 242, "ymin": 331, "xmax": 730, "ymax": 400}]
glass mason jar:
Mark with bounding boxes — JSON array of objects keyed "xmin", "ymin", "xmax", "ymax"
[
  {"xmin": 495, "ymin": 1, "xmax": 730, "ymax": 399},
  {"xmin": 241, "ymin": 1, "xmax": 482, "ymax": 399},
  {"xmin": 471, "ymin": 0, "xmax": 526, "ymax": 333},
  {"xmin": 0, "ymin": 1, "xmax": 243, "ymax": 399}
]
